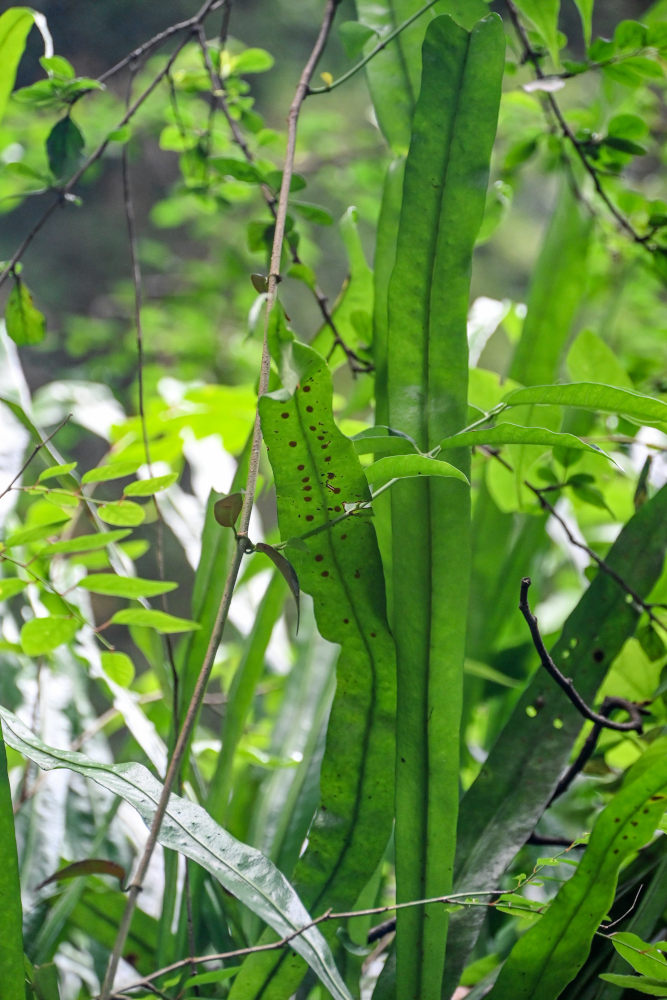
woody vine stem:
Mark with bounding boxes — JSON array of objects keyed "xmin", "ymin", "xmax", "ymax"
[{"xmin": 98, "ymin": 3, "xmax": 339, "ymax": 995}]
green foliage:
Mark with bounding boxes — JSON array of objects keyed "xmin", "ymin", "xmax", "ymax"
[{"xmin": 0, "ymin": 2, "xmax": 666, "ymax": 1000}]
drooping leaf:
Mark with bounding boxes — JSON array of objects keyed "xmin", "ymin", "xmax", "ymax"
[
  {"xmin": 381, "ymin": 14, "xmax": 504, "ymax": 998},
  {"xmin": 254, "ymin": 543, "xmax": 300, "ymax": 631},
  {"xmin": 503, "ymin": 382, "xmax": 667, "ymax": 430},
  {"xmin": 109, "ymin": 608, "xmax": 200, "ymax": 633},
  {"xmin": 0, "ymin": 7, "xmax": 35, "ymax": 127},
  {"xmin": 46, "ymin": 116, "xmax": 84, "ymax": 179},
  {"xmin": 573, "ymin": 0, "xmax": 594, "ymax": 45},
  {"xmin": 5, "ymin": 277, "xmax": 47, "ymax": 346},
  {"xmin": 487, "ymin": 742, "xmax": 667, "ymax": 1000},
  {"xmin": 0, "ymin": 708, "xmax": 352, "ymax": 1000},
  {"xmin": 365, "ymin": 453, "xmax": 469, "ymax": 491},
  {"xmin": 20, "ymin": 616, "xmax": 79, "ymax": 656},
  {"xmin": 78, "ymin": 573, "xmax": 177, "ymax": 599},
  {"xmin": 36, "ymin": 858, "xmax": 127, "ymax": 891}
]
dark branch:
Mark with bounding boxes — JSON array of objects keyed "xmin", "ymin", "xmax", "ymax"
[
  {"xmin": 519, "ymin": 578, "xmax": 647, "ymax": 733},
  {"xmin": 504, "ymin": 0, "xmax": 656, "ymax": 252}
]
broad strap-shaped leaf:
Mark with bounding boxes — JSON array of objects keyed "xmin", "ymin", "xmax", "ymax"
[
  {"xmin": 228, "ymin": 334, "xmax": 396, "ymax": 998},
  {"xmin": 509, "ymin": 182, "xmax": 592, "ymax": 385},
  {"xmin": 503, "ymin": 381, "xmax": 667, "ymax": 430},
  {"xmin": 0, "ymin": 708, "xmax": 352, "ymax": 1000},
  {"xmin": 487, "ymin": 742, "xmax": 667, "ymax": 1000},
  {"xmin": 448, "ymin": 483, "xmax": 667, "ymax": 994},
  {"xmin": 382, "ymin": 14, "xmax": 504, "ymax": 998},
  {"xmin": 0, "ymin": 733, "xmax": 24, "ymax": 998}
]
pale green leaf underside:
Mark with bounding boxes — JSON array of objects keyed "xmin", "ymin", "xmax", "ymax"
[{"xmin": 0, "ymin": 708, "xmax": 352, "ymax": 1000}]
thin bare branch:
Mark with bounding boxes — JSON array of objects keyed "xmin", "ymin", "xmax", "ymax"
[{"xmin": 0, "ymin": 414, "xmax": 71, "ymax": 501}]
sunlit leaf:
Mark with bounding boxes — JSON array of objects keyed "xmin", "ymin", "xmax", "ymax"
[
  {"xmin": 109, "ymin": 608, "xmax": 200, "ymax": 633},
  {"xmin": 100, "ymin": 650, "xmax": 135, "ymax": 686},
  {"xmin": 78, "ymin": 573, "xmax": 177, "ymax": 599},
  {"xmin": 20, "ymin": 616, "xmax": 79, "ymax": 656},
  {"xmin": 365, "ymin": 454, "xmax": 469, "ymax": 491},
  {"xmin": 0, "ymin": 7, "xmax": 35, "ymax": 127}
]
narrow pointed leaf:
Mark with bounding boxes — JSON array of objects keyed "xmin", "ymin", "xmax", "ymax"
[
  {"xmin": 509, "ymin": 183, "xmax": 592, "ymax": 386},
  {"xmin": 503, "ymin": 382, "xmax": 667, "ymax": 429},
  {"xmin": 40, "ymin": 529, "xmax": 131, "ymax": 556},
  {"xmin": 78, "ymin": 573, "xmax": 177, "ymax": 599},
  {"xmin": 109, "ymin": 608, "xmax": 199, "ymax": 633},
  {"xmin": 254, "ymin": 543, "xmax": 300, "ymax": 631},
  {"xmin": 36, "ymin": 859, "xmax": 127, "ymax": 891},
  {"xmin": 5, "ymin": 278, "xmax": 46, "ymax": 346},
  {"xmin": 0, "ymin": 708, "xmax": 352, "ymax": 1000},
  {"xmin": 439, "ymin": 423, "xmax": 606, "ymax": 456}
]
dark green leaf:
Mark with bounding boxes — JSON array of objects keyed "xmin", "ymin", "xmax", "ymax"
[
  {"xmin": 46, "ymin": 116, "xmax": 84, "ymax": 179},
  {"xmin": 36, "ymin": 859, "xmax": 127, "ymax": 891},
  {"xmin": 0, "ymin": 733, "xmax": 24, "ymax": 997}
]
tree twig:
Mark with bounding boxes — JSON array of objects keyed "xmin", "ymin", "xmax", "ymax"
[
  {"xmin": 0, "ymin": 1, "xmax": 219, "ymax": 293},
  {"xmin": 98, "ymin": 5, "xmax": 340, "ymax": 995},
  {"xmin": 0, "ymin": 414, "xmax": 71, "ymax": 501},
  {"xmin": 504, "ymin": 0, "xmax": 656, "ymax": 252},
  {"xmin": 519, "ymin": 577, "xmax": 647, "ymax": 732}
]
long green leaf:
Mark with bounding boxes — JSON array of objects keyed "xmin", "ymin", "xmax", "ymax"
[
  {"xmin": 448, "ymin": 483, "xmax": 667, "ymax": 994},
  {"xmin": 487, "ymin": 741, "xmax": 667, "ymax": 1000},
  {"xmin": 439, "ymin": 423, "xmax": 606, "ymax": 456},
  {"xmin": 503, "ymin": 381, "xmax": 667, "ymax": 430},
  {"xmin": 0, "ymin": 707, "xmax": 352, "ymax": 1000},
  {"xmin": 0, "ymin": 733, "xmax": 24, "ymax": 998},
  {"xmin": 382, "ymin": 14, "xmax": 504, "ymax": 999},
  {"xmin": 0, "ymin": 7, "xmax": 34, "ymax": 127},
  {"xmin": 508, "ymin": 182, "xmax": 592, "ymax": 386},
  {"xmin": 229, "ymin": 329, "xmax": 396, "ymax": 999}
]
